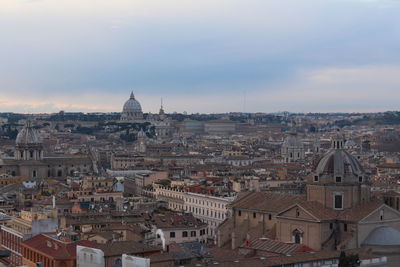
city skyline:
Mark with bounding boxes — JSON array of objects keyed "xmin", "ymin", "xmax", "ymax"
[{"xmin": 1, "ymin": 0, "xmax": 400, "ymax": 113}]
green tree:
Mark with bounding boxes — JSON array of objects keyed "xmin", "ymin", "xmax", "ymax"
[{"xmin": 338, "ymin": 251, "xmax": 361, "ymax": 267}]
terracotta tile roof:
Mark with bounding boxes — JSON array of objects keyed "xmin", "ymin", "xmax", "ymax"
[
  {"xmin": 296, "ymin": 201, "xmax": 339, "ymax": 221},
  {"xmin": 153, "ymin": 214, "xmax": 207, "ymax": 229},
  {"xmin": 22, "ymin": 234, "xmax": 98, "ymax": 259},
  {"xmin": 190, "ymin": 248, "xmax": 376, "ymax": 267},
  {"xmin": 280, "ymin": 199, "xmax": 385, "ymax": 222},
  {"xmin": 240, "ymin": 238, "xmax": 313, "ymax": 255},
  {"xmin": 98, "ymin": 240, "xmax": 160, "ymax": 257},
  {"xmin": 338, "ymin": 200, "xmax": 384, "ymax": 222},
  {"xmin": 232, "ymin": 192, "xmax": 305, "ymax": 213}
]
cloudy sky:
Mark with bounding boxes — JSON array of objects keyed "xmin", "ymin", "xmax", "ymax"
[{"xmin": 1, "ymin": 0, "xmax": 400, "ymax": 113}]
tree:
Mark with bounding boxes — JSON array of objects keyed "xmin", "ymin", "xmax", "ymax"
[{"xmin": 338, "ymin": 251, "xmax": 361, "ymax": 267}]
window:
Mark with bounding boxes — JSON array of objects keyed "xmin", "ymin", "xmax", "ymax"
[
  {"xmin": 336, "ymin": 176, "xmax": 342, "ymax": 183},
  {"xmin": 296, "ymin": 208, "xmax": 300, "ymax": 217},
  {"xmin": 32, "ymin": 170, "xmax": 37, "ymax": 178},
  {"xmin": 170, "ymin": 232, "xmax": 175, "ymax": 238},
  {"xmin": 191, "ymin": 231, "xmax": 196, "ymax": 237},
  {"xmin": 344, "ymin": 224, "xmax": 348, "ymax": 232},
  {"xmin": 314, "ymin": 176, "xmax": 319, "ymax": 182},
  {"xmin": 359, "ymin": 176, "xmax": 363, "ymax": 183},
  {"xmin": 253, "ymin": 212, "xmax": 256, "ymax": 219},
  {"xmin": 182, "ymin": 231, "xmax": 188, "ymax": 238},
  {"xmin": 380, "ymin": 209, "xmax": 384, "ymax": 221},
  {"xmin": 238, "ymin": 210, "xmax": 241, "ymax": 216},
  {"xmin": 334, "ymin": 194, "xmax": 343, "ymax": 210},
  {"xmin": 329, "ymin": 223, "xmax": 333, "ymax": 230},
  {"xmin": 269, "ymin": 214, "xmax": 272, "ymax": 220},
  {"xmin": 292, "ymin": 229, "xmax": 303, "ymax": 244}
]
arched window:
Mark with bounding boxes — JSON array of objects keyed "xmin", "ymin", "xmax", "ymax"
[{"xmin": 292, "ymin": 229, "xmax": 303, "ymax": 244}]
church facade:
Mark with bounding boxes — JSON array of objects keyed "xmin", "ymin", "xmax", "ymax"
[
  {"xmin": 218, "ymin": 133, "xmax": 400, "ymax": 254},
  {"xmin": 0, "ymin": 121, "xmax": 93, "ymax": 180}
]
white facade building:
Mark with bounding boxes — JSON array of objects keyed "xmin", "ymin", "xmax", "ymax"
[
  {"xmin": 152, "ymin": 184, "xmax": 235, "ymax": 240},
  {"xmin": 281, "ymin": 132, "xmax": 305, "ymax": 163}
]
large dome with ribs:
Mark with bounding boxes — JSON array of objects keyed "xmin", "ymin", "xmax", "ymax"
[
  {"xmin": 16, "ymin": 120, "xmax": 41, "ymax": 146},
  {"xmin": 315, "ymin": 149, "xmax": 363, "ymax": 178},
  {"xmin": 123, "ymin": 92, "xmax": 142, "ymax": 113}
]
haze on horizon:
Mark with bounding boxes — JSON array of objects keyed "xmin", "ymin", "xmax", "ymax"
[{"xmin": 1, "ymin": 0, "xmax": 400, "ymax": 114}]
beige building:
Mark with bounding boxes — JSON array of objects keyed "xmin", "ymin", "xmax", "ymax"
[
  {"xmin": 152, "ymin": 214, "xmax": 208, "ymax": 248},
  {"xmin": 218, "ymin": 133, "xmax": 400, "ymax": 255},
  {"xmin": 81, "ymin": 176, "xmax": 114, "ymax": 191},
  {"xmin": 204, "ymin": 119, "xmax": 236, "ymax": 135},
  {"xmin": 111, "ymin": 152, "xmax": 144, "ymax": 170}
]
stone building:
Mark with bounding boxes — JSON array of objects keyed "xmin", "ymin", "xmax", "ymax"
[
  {"xmin": 218, "ymin": 133, "xmax": 400, "ymax": 254},
  {"xmin": 0, "ymin": 121, "xmax": 93, "ymax": 180},
  {"xmin": 281, "ymin": 132, "xmax": 305, "ymax": 163}
]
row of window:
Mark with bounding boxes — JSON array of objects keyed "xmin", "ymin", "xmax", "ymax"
[
  {"xmin": 186, "ymin": 206, "xmax": 225, "ymax": 220},
  {"xmin": 168, "ymin": 230, "xmax": 205, "ymax": 238},
  {"xmin": 186, "ymin": 198, "xmax": 225, "ymax": 209},
  {"xmin": 238, "ymin": 210, "xmax": 272, "ymax": 220},
  {"xmin": 313, "ymin": 175, "xmax": 363, "ymax": 183}
]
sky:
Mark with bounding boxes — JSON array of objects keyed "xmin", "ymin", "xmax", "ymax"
[{"xmin": 1, "ymin": 0, "xmax": 400, "ymax": 114}]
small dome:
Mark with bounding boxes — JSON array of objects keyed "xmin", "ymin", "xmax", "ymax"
[
  {"xmin": 362, "ymin": 226, "xmax": 400, "ymax": 246},
  {"xmin": 123, "ymin": 92, "xmax": 142, "ymax": 113},
  {"xmin": 16, "ymin": 121, "xmax": 41, "ymax": 146}
]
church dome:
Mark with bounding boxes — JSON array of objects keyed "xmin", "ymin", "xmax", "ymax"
[
  {"xmin": 362, "ymin": 226, "xmax": 400, "ymax": 246},
  {"xmin": 16, "ymin": 120, "xmax": 41, "ymax": 146},
  {"xmin": 314, "ymin": 133, "xmax": 364, "ymax": 180},
  {"xmin": 123, "ymin": 92, "xmax": 142, "ymax": 113},
  {"xmin": 121, "ymin": 91, "xmax": 143, "ymax": 122},
  {"xmin": 315, "ymin": 149, "xmax": 363, "ymax": 177}
]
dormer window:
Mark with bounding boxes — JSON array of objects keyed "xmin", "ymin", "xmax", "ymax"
[
  {"xmin": 335, "ymin": 176, "xmax": 342, "ymax": 183},
  {"xmin": 314, "ymin": 176, "xmax": 319, "ymax": 182}
]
